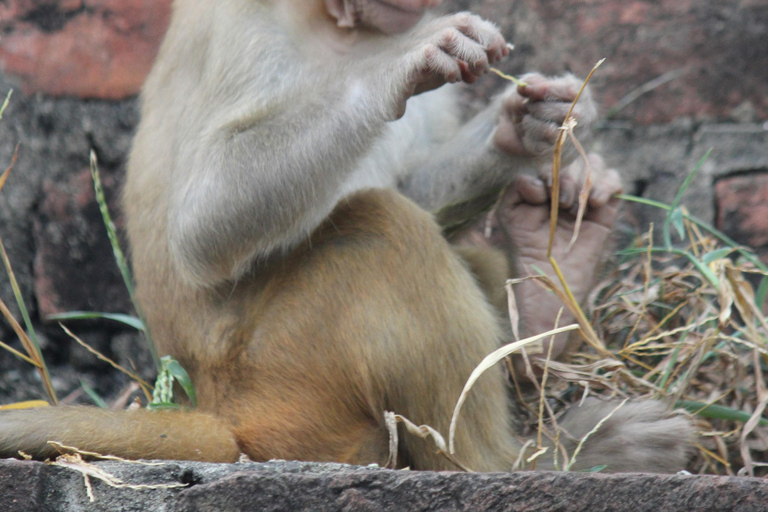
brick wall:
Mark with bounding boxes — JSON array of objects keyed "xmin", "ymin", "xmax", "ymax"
[{"xmin": 0, "ymin": 0, "xmax": 766, "ymax": 400}]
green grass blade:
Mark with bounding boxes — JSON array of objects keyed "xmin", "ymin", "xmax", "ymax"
[
  {"xmin": 581, "ymin": 465, "xmax": 607, "ymax": 473},
  {"xmin": 80, "ymin": 379, "xmax": 108, "ymax": 409},
  {"xmin": 47, "ymin": 311, "xmax": 145, "ymax": 331},
  {"xmin": 756, "ymin": 277, "xmax": 768, "ymax": 314},
  {"xmin": 669, "ymin": 207, "xmax": 685, "ymax": 242},
  {"xmin": 616, "ymin": 195, "xmax": 670, "ymax": 209},
  {"xmin": 684, "ymin": 253, "xmax": 719, "ymax": 288},
  {"xmin": 90, "ymin": 151, "xmax": 159, "ymax": 369},
  {"xmin": 617, "ymin": 245, "xmax": 718, "ymax": 288},
  {"xmin": 677, "ymin": 400, "xmax": 768, "ymax": 426},
  {"xmin": 163, "ymin": 355, "xmax": 197, "ymax": 407},
  {"xmin": 662, "ymin": 148, "xmax": 713, "ymax": 248},
  {"xmin": 147, "ymin": 402, "xmax": 181, "ymax": 410},
  {"xmin": 618, "ymin": 194, "xmax": 768, "ymax": 272},
  {"xmin": 701, "ymin": 247, "xmax": 737, "ymax": 265},
  {"xmin": 90, "ymin": 152, "xmax": 134, "ymax": 302}
]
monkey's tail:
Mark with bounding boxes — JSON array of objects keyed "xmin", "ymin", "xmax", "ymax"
[
  {"xmin": 534, "ymin": 399, "xmax": 694, "ymax": 474},
  {"xmin": 0, "ymin": 406, "xmax": 241, "ymax": 462}
]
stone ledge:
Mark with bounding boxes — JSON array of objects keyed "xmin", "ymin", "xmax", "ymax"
[{"xmin": 1, "ymin": 458, "xmax": 766, "ymax": 512}]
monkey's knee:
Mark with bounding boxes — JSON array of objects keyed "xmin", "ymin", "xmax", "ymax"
[{"xmin": 453, "ymin": 245, "xmax": 510, "ymax": 315}]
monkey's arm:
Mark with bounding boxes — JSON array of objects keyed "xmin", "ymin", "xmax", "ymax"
[
  {"xmin": 398, "ymin": 74, "xmax": 597, "ymax": 229},
  {"xmin": 168, "ymin": 89, "xmax": 389, "ymax": 286},
  {"xmin": 163, "ymin": 13, "xmax": 507, "ymax": 287},
  {"xmin": 397, "ymin": 100, "xmax": 510, "ymax": 230}
]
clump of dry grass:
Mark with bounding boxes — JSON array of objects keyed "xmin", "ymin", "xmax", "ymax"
[
  {"xmin": 521, "ymin": 197, "xmax": 768, "ymax": 476},
  {"xmin": 438, "ymin": 63, "xmax": 768, "ymax": 476}
]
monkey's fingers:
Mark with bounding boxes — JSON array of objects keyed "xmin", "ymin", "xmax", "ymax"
[
  {"xmin": 584, "ymin": 163, "xmax": 622, "ymax": 229},
  {"xmin": 425, "ymin": 13, "xmax": 507, "ymax": 79},
  {"xmin": 458, "ymin": 61, "xmax": 478, "ymax": 84},
  {"xmin": 523, "ymin": 98, "xmax": 595, "ymax": 125},
  {"xmin": 448, "ymin": 13, "xmax": 508, "ymax": 64},
  {"xmin": 537, "ymin": 154, "xmax": 621, "ymax": 219},
  {"xmin": 516, "ymin": 73, "xmax": 587, "ymax": 102},
  {"xmin": 510, "ymin": 174, "xmax": 549, "ymax": 206},
  {"xmin": 585, "ymin": 155, "xmax": 623, "ymax": 208}
]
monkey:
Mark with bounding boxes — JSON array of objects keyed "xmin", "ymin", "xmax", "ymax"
[{"xmin": 0, "ymin": 0, "xmax": 693, "ymax": 472}]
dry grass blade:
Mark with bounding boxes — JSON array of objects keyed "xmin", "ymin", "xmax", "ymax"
[
  {"xmin": 0, "ymin": 400, "xmax": 50, "ymax": 410},
  {"xmin": 726, "ymin": 263, "xmax": 768, "ymax": 338},
  {"xmin": 0, "ymin": 138, "xmax": 57, "ymax": 403},
  {"xmin": 565, "ymin": 398, "xmax": 628, "ymax": 471},
  {"xmin": 59, "ymin": 324, "xmax": 153, "ymax": 401},
  {"xmin": 568, "ymin": 212, "xmax": 768, "ymax": 475},
  {"xmin": 0, "ymin": 89, "xmax": 11, "ymax": 121},
  {"xmin": 604, "ymin": 67, "xmax": 688, "ymax": 119},
  {"xmin": 48, "ymin": 445, "xmax": 185, "ymax": 503},
  {"xmin": 508, "ymin": 267, "xmax": 607, "ymax": 357},
  {"xmin": 48, "ymin": 442, "xmax": 164, "ymax": 465},
  {"xmin": 547, "ymin": 58, "xmax": 605, "ymax": 258},
  {"xmin": 505, "ymin": 280, "xmax": 520, "ymax": 341},
  {"xmin": 739, "ymin": 349, "xmax": 768, "ymax": 477},
  {"xmin": 621, "ymin": 224, "xmax": 656, "ymax": 348},
  {"xmin": 564, "ymin": 129, "xmax": 593, "ymax": 253},
  {"xmin": 448, "ymin": 324, "xmax": 580, "ymax": 454},
  {"xmin": 391, "ymin": 413, "xmax": 471, "ymax": 471},
  {"xmin": 534, "ymin": 309, "xmax": 561, "ymax": 470},
  {"xmin": 0, "ymin": 336, "xmax": 38, "ymax": 366},
  {"xmin": 0, "ymin": 143, "xmax": 19, "ymax": 194},
  {"xmin": 383, "ymin": 411, "xmax": 399, "ymax": 469},
  {"xmin": 489, "ymin": 67, "xmax": 527, "ymax": 87},
  {"xmin": 0, "ymin": 238, "xmax": 57, "ymax": 404},
  {"xmin": 548, "ymin": 257, "xmax": 607, "ymax": 354}
]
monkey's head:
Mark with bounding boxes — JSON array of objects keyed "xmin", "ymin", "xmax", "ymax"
[{"xmin": 325, "ymin": 0, "xmax": 442, "ymax": 34}]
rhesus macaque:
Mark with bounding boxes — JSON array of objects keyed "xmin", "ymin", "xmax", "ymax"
[{"xmin": 0, "ymin": 0, "xmax": 692, "ymax": 472}]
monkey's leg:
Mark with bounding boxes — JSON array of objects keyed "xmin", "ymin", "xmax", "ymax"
[
  {"xmin": 498, "ymin": 157, "xmax": 621, "ymax": 374},
  {"xmin": 0, "ymin": 406, "xmax": 240, "ymax": 461},
  {"xmin": 226, "ymin": 188, "xmax": 520, "ymax": 471},
  {"xmin": 455, "ymin": 163, "xmax": 694, "ymax": 473},
  {"xmin": 453, "ymin": 157, "xmax": 621, "ymax": 372}
]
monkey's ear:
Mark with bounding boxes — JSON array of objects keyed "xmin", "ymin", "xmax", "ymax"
[{"xmin": 324, "ymin": 0, "xmax": 356, "ymax": 28}]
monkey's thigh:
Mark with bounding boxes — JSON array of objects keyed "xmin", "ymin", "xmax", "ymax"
[{"xmin": 230, "ymin": 189, "xmax": 514, "ymax": 470}]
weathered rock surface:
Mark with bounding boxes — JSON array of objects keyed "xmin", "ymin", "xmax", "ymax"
[
  {"xmin": 449, "ymin": 0, "xmax": 768, "ymax": 124},
  {"xmin": 2, "ymin": 458, "xmax": 767, "ymax": 512},
  {"xmin": 716, "ymin": 173, "xmax": 768, "ymax": 260}
]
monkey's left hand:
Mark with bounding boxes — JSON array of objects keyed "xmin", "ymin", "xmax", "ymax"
[{"xmin": 492, "ymin": 73, "xmax": 597, "ymax": 160}]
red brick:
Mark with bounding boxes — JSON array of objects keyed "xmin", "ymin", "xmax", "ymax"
[
  {"xmin": 0, "ymin": 0, "xmax": 171, "ymax": 99},
  {"xmin": 1, "ymin": 0, "xmax": 765, "ymax": 120},
  {"xmin": 715, "ymin": 173, "xmax": 768, "ymax": 252}
]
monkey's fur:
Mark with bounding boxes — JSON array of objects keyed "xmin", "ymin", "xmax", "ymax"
[{"xmin": 0, "ymin": 0, "xmax": 692, "ymax": 472}]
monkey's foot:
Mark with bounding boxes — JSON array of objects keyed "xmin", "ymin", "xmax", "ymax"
[{"xmin": 497, "ymin": 154, "xmax": 621, "ymax": 367}]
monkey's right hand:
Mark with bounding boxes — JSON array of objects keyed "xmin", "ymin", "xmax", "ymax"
[{"xmin": 378, "ymin": 12, "xmax": 507, "ymax": 119}]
